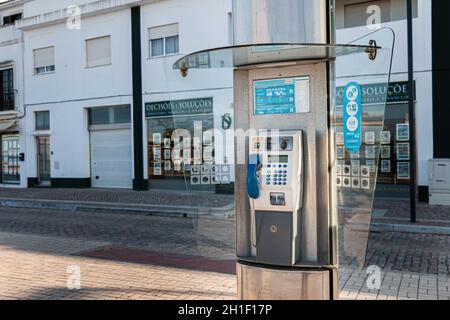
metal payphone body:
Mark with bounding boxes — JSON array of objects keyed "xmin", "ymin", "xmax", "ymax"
[
  {"xmin": 235, "ymin": 63, "xmax": 335, "ymax": 300},
  {"xmin": 248, "ymin": 132, "xmax": 304, "ymax": 267}
]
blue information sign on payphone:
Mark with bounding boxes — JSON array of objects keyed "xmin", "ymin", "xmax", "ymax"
[
  {"xmin": 343, "ymin": 82, "xmax": 362, "ymax": 154},
  {"xmin": 254, "ymin": 79, "xmax": 296, "ymax": 115}
]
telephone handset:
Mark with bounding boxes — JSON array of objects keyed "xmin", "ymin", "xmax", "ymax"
[
  {"xmin": 247, "ymin": 154, "xmax": 262, "ymax": 200},
  {"xmin": 247, "ymin": 154, "xmax": 262, "ymax": 248}
]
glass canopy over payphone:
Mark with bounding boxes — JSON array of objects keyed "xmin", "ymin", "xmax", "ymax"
[{"xmin": 173, "ymin": 43, "xmax": 381, "ymax": 70}]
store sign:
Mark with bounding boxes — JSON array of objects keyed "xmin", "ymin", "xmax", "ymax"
[
  {"xmin": 336, "ymin": 81, "xmax": 414, "ymax": 106},
  {"xmin": 343, "ymin": 82, "xmax": 362, "ymax": 153},
  {"xmin": 145, "ymin": 98, "xmax": 213, "ymax": 118}
]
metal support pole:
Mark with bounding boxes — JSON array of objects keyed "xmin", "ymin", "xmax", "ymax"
[{"xmin": 407, "ymin": 0, "xmax": 416, "ymax": 223}]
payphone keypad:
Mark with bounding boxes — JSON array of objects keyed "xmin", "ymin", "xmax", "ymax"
[{"xmin": 264, "ymin": 163, "xmax": 289, "ymax": 186}]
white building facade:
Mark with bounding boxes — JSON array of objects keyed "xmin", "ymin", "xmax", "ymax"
[
  {"xmin": 0, "ymin": 0, "xmax": 25, "ymax": 188},
  {"xmin": 17, "ymin": 0, "xmax": 234, "ymax": 193},
  {"xmin": 0, "ymin": 0, "xmax": 443, "ymax": 204}
]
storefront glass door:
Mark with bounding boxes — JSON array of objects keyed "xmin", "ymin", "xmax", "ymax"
[
  {"xmin": 37, "ymin": 136, "xmax": 51, "ymax": 186},
  {"xmin": 2, "ymin": 135, "xmax": 20, "ymax": 184}
]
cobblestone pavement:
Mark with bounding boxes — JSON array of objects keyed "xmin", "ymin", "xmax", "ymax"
[
  {"xmin": 373, "ymin": 199, "xmax": 450, "ymax": 224},
  {"xmin": 0, "ymin": 207, "xmax": 236, "ymax": 259},
  {"xmin": 339, "ymin": 266, "xmax": 450, "ymax": 300},
  {"xmin": 0, "ymin": 188, "xmax": 234, "ymax": 209},
  {"xmin": 0, "ymin": 206, "xmax": 449, "ymax": 300},
  {"xmin": 365, "ymin": 232, "xmax": 450, "ymax": 275},
  {"xmin": 0, "ymin": 233, "xmax": 235, "ymax": 300}
]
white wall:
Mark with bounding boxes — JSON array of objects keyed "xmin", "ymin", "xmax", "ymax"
[
  {"xmin": 141, "ymin": 0, "xmax": 233, "ymax": 95},
  {"xmin": 141, "ymin": 0, "xmax": 235, "ymax": 180},
  {"xmin": 22, "ymin": 0, "xmax": 236, "ymax": 183},
  {"xmin": 18, "ymin": 0, "xmax": 434, "ymax": 189},
  {"xmin": 24, "ymin": 10, "xmax": 132, "ymax": 105},
  {"xmin": 25, "ymin": 96, "xmax": 132, "ymax": 180},
  {"xmin": 336, "ymin": 0, "xmax": 433, "ymax": 186},
  {"xmin": 23, "ymin": 9, "xmax": 134, "ymax": 180}
]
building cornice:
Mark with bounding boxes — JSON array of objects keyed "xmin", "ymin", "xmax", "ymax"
[
  {"xmin": 16, "ymin": 0, "xmax": 163, "ymax": 30},
  {"xmin": 0, "ymin": 0, "xmax": 27, "ymax": 11}
]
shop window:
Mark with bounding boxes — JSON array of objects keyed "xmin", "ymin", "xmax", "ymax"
[
  {"xmin": 149, "ymin": 24, "xmax": 179, "ymax": 58},
  {"xmin": 35, "ymin": 111, "xmax": 50, "ymax": 131},
  {"xmin": 89, "ymin": 105, "xmax": 131, "ymax": 126},
  {"xmin": 86, "ymin": 36, "xmax": 112, "ymax": 68},
  {"xmin": 1, "ymin": 135, "xmax": 20, "ymax": 185},
  {"xmin": 3, "ymin": 13, "xmax": 22, "ymax": 26},
  {"xmin": 334, "ymin": 81, "xmax": 413, "ymax": 199},
  {"xmin": 33, "ymin": 47, "xmax": 55, "ymax": 75},
  {"xmin": 144, "ymin": 97, "xmax": 230, "ymax": 192},
  {"xmin": 377, "ymin": 103, "xmax": 412, "ymax": 188}
]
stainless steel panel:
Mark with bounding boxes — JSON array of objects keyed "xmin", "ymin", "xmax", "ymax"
[
  {"xmin": 234, "ymin": 64, "xmax": 331, "ymax": 265},
  {"xmin": 232, "ymin": 0, "xmax": 328, "ymax": 45},
  {"xmin": 237, "ymin": 263, "xmax": 332, "ymax": 300}
]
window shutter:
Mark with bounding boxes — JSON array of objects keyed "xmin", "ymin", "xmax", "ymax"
[
  {"xmin": 86, "ymin": 36, "xmax": 111, "ymax": 68},
  {"xmin": 34, "ymin": 47, "xmax": 54, "ymax": 69},
  {"xmin": 149, "ymin": 23, "xmax": 178, "ymax": 40}
]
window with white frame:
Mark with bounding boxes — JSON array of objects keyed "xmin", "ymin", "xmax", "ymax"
[
  {"xmin": 35, "ymin": 111, "xmax": 50, "ymax": 131},
  {"xmin": 86, "ymin": 36, "xmax": 112, "ymax": 68},
  {"xmin": 34, "ymin": 47, "xmax": 55, "ymax": 75},
  {"xmin": 149, "ymin": 24, "xmax": 179, "ymax": 58}
]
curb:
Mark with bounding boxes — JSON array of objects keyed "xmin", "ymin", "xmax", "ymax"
[
  {"xmin": 371, "ymin": 223, "xmax": 450, "ymax": 235},
  {"xmin": 0, "ymin": 199, "xmax": 235, "ymax": 220}
]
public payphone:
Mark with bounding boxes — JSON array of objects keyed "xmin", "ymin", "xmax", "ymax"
[
  {"xmin": 247, "ymin": 132, "xmax": 304, "ymax": 266},
  {"xmin": 172, "ymin": 0, "xmax": 394, "ymax": 300}
]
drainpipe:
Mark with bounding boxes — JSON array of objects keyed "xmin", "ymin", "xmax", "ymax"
[
  {"xmin": 407, "ymin": 0, "xmax": 416, "ymax": 223},
  {"xmin": 131, "ymin": 6, "xmax": 146, "ymax": 191}
]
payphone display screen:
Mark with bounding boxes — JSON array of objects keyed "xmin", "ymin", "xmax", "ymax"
[{"xmin": 268, "ymin": 155, "xmax": 289, "ymax": 164}]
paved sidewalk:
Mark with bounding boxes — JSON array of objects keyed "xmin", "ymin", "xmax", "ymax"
[
  {"xmin": 1, "ymin": 231, "xmax": 449, "ymax": 300},
  {"xmin": 372, "ymin": 198, "xmax": 450, "ymax": 227},
  {"xmin": 0, "ymin": 187, "xmax": 235, "ymax": 217},
  {"xmin": 0, "ymin": 233, "xmax": 235, "ymax": 300},
  {"xmin": 339, "ymin": 266, "xmax": 450, "ymax": 300},
  {"xmin": 0, "ymin": 206, "xmax": 236, "ymax": 259},
  {"xmin": 0, "ymin": 206, "xmax": 449, "ymax": 300},
  {"xmin": 0, "ymin": 188, "xmax": 234, "ymax": 208}
]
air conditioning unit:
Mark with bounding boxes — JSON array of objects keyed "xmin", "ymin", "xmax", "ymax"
[{"xmin": 429, "ymin": 159, "xmax": 450, "ymax": 205}]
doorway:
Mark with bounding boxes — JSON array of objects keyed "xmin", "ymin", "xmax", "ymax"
[
  {"xmin": 37, "ymin": 136, "xmax": 51, "ymax": 186},
  {"xmin": 90, "ymin": 128, "xmax": 132, "ymax": 189}
]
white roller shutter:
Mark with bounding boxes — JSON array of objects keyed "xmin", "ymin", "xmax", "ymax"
[
  {"xmin": 90, "ymin": 129, "xmax": 132, "ymax": 189},
  {"xmin": 86, "ymin": 36, "xmax": 111, "ymax": 68},
  {"xmin": 34, "ymin": 47, "xmax": 54, "ymax": 69}
]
